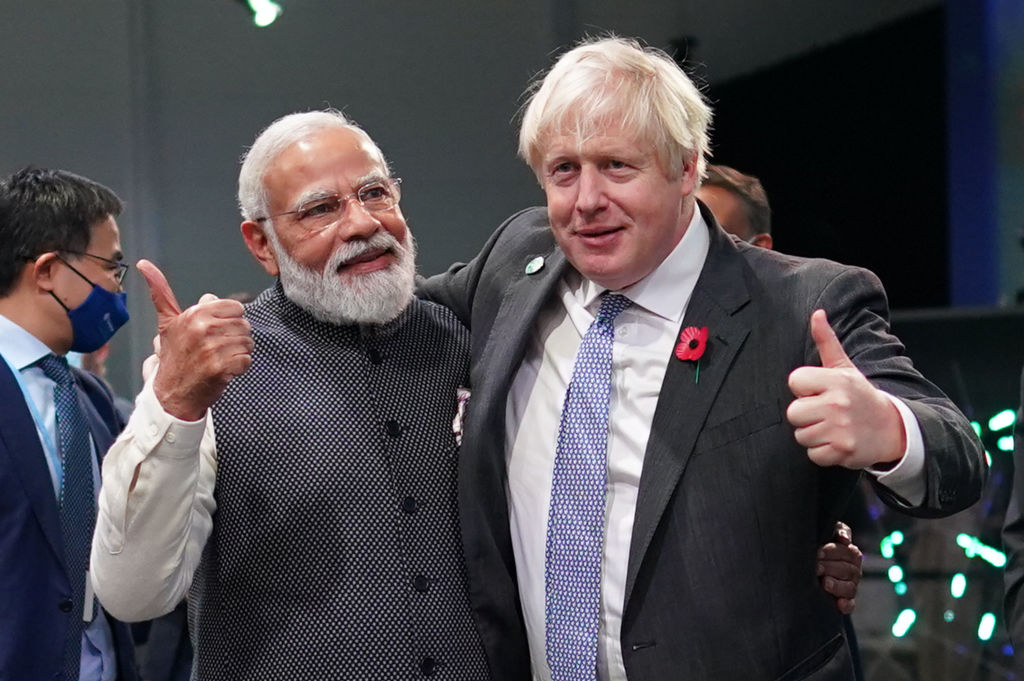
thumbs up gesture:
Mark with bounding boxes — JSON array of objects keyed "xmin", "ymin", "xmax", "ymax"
[
  {"xmin": 786, "ymin": 309, "xmax": 906, "ymax": 469},
  {"xmin": 137, "ymin": 259, "xmax": 253, "ymax": 421}
]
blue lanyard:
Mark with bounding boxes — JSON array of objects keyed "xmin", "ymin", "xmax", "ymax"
[{"xmin": 1, "ymin": 351, "xmax": 63, "ymax": 493}]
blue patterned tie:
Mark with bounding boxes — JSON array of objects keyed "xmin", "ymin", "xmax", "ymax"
[
  {"xmin": 37, "ymin": 354, "xmax": 94, "ymax": 681},
  {"xmin": 545, "ymin": 293, "xmax": 631, "ymax": 681}
]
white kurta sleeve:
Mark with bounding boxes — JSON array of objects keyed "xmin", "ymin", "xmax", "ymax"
[{"xmin": 91, "ymin": 377, "xmax": 217, "ymax": 622}]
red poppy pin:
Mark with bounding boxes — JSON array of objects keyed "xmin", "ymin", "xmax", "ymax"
[{"xmin": 675, "ymin": 326, "xmax": 708, "ymax": 383}]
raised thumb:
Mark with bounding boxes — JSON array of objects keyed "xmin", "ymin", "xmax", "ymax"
[
  {"xmin": 810, "ymin": 309, "xmax": 853, "ymax": 369},
  {"xmin": 137, "ymin": 259, "xmax": 182, "ymax": 327}
]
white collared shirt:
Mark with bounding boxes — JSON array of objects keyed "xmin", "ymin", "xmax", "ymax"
[{"xmin": 504, "ymin": 210, "xmax": 924, "ymax": 681}]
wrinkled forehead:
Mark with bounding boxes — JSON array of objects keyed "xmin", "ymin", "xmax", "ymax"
[{"xmin": 266, "ymin": 127, "xmax": 389, "ymax": 204}]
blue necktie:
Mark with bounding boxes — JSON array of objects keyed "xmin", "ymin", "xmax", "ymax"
[
  {"xmin": 37, "ymin": 354, "xmax": 94, "ymax": 681},
  {"xmin": 545, "ymin": 293, "xmax": 631, "ymax": 681}
]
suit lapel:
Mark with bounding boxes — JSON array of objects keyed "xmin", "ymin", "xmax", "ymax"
[
  {"xmin": 473, "ymin": 247, "xmax": 570, "ymax": 408},
  {"xmin": 624, "ymin": 218, "xmax": 753, "ymax": 609},
  {"xmin": 458, "ymin": 241, "xmax": 569, "ymax": 622},
  {"xmin": 0, "ymin": 359, "xmax": 66, "ymax": 567}
]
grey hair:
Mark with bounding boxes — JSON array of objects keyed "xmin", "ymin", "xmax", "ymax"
[
  {"xmin": 237, "ymin": 109, "xmax": 383, "ymax": 222},
  {"xmin": 518, "ymin": 36, "xmax": 712, "ymax": 181}
]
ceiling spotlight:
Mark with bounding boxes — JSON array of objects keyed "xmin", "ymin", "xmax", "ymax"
[{"xmin": 245, "ymin": 0, "xmax": 282, "ymax": 27}]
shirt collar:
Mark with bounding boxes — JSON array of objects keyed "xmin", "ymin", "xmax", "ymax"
[
  {"xmin": 573, "ymin": 205, "xmax": 710, "ymax": 323},
  {"xmin": 0, "ymin": 313, "xmax": 53, "ymax": 370}
]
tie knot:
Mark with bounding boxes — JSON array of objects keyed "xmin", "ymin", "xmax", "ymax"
[
  {"xmin": 36, "ymin": 354, "xmax": 74, "ymax": 386},
  {"xmin": 596, "ymin": 293, "xmax": 631, "ymax": 325}
]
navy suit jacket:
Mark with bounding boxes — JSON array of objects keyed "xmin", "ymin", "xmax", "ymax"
[
  {"xmin": 0, "ymin": 359, "xmax": 137, "ymax": 681},
  {"xmin": 422, "ymin": 204, "xmax": 986, "ymax": 680}
]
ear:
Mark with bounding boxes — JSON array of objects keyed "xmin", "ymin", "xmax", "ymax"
[
  {"xmin": 30, "ymin": 252, "xmax": 62, "ymax": 292},
  {"xmin": 679, "ymin": 151, "xmax": 700, "ymax": 198},
  {"xmin": 750, "ymin": 233, "xmax": 774, "ymax": 250},
  {"xmin": 240, "ymin": 220, "xmax": 280, "ymax": 276}
]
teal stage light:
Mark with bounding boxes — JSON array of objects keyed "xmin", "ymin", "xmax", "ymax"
[
  {"xmin": 989, "ymin": 409, "xmax": 1016, "ymax": 432},
  {"xmin": 956, "ymin": 533, "xmax": 1007, "ymax": 568},
  {"xmin": 978, "ymin": 613, "xmax": 996, "ymax": 641},
  {"xmin": 892, "ymin": 609, "xmax": 917, "ymax": 638},
  {"xmin": 950, "ymin": 573, "xmax": 967, "ymax": 598}
]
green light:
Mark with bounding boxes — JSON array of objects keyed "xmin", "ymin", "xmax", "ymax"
[
  {"xmin": 971, "ymin": 421, "xmax": 982, "ymax": 437},
  {"xmin": 891, "ymin": 531, "xmax": 904, "ymax": 546},
  {"xmin": 986, "ymin": 450, "xmax": 993, "ymax": 467},
  {"xmin": 944, "ymin": 609, "xmax": 955, "ymax": 622},
  {"xmin": 247, "ymin": 0, "xmax": 282, "ymax": 27},
  {"xmin": 978, "ymin": 613, "xmax": 997, "ymax": 641},
  {"xmin": 892, "ymin": 608, "xmax": 917, "ymax": 637},
  {"xmin": 894, "ymin": 582, "xmax": 908, "ymax": 596},
  {"xmin": 880, "ymin": 537, "xmax": 895, "ymax": 559},
  {"xmin": 950, "ymin": 573, "xmax": 967, "ymax": 598},
  {"xmin": 989, "ymin": 409, "xmax": 1016, "ymax": 432},
  {"xmin": 957, "ymin": 534, "xmax": 1007, "ymax": 568},
  {"xmin": 998, "ymin": 436, "xmax": 1014, "ymax": 452},
  {"xmin": 888, "ymin": 565, "xmax": 904, "ymax": 583}
]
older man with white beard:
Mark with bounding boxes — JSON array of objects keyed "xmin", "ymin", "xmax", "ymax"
[{"xmin": 90, "ymin": 111, "xmax": 494, "ymax": 681}]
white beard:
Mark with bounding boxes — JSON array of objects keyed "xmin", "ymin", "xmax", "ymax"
[{"xmin": 267, "ymin": 227, "xmax": 417, "ymax": 326}]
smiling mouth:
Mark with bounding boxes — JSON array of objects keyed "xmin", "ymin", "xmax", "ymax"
[
  {"xmin": 337, "ymin": 247, "xmax": 393, "ymax": 273},
  {"xmin": 574, "ymin": 225, "xmax": 624, "ymax": 239}
]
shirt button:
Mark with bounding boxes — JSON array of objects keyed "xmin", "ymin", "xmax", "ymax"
[
  {"xmin": 58, "ymin": 599, "xmax": 73, "ymax": 613},
  {"xmin": 402, "ymin": 496, "xmax": 419, "ymax": 514},
  {"xmin": 385, "ymin": 420, "xmax": 403, "ymax": 438},
  {"xmin": 419, "ymin": 656, "xmax": 437, "ymax": 676},
  {"xmin": 367, "ymin": 348, "xmax": 384, "ymax": 365},
  {"xmin": 148, "ymin": 424, "xmax": 159, "ymax": 437},
  {"xmin": 165, "ymin": 431, "xmax": 177, "ymax": 444},
  {"xmin": 413, "ymin": 574, "xmax": 430, "ymax": 593}
]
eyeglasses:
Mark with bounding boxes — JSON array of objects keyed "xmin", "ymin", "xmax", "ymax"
[
  {"xmin": 254, "ymin": 177, "xmax": 402, "ymax": 231},
  {"xmin": 62, "ymin": 251, "xmax": 130, "ymax": 284}
]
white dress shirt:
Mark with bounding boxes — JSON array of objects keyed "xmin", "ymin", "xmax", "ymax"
[
  {"xmin": 90, "ymin": 377, "xmax": 215, "ymax": 621},
  {"xmin": 0, "ymin": 313, "xmax": 117, "ymax": 681},
  {"xmin": 503, "ymin": 210, "xmax": 925, "ymax": 681}
]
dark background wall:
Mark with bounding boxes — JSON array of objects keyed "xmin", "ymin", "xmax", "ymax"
[{"xmin": 709, "ymin": 9, "xmax": 948, "ymax": 309}]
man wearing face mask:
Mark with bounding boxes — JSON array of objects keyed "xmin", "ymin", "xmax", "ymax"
[{"xmin": 0, "ymin": 167, "xmax": 137, "ymax": 681}]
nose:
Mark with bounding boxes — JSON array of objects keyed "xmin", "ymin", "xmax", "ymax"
[
  {"xmin": 574, "ymin": 165, "xmax": 607, "ymax": 216},
  {"xmin": 335, "ymin": 199, "xmax": 381, "ymax": 242}
]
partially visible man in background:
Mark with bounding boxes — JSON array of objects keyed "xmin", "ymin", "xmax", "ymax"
[
  {"xmin": 696, "ymin": 163, "xmax": 773, "ymax": 248},
  {"xmin": 0, "ymin": 168, "xmax": 137, "ymax": 681}
]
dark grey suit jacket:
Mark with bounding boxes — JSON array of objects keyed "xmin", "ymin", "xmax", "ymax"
[{"xmin": 422, "ymin": 204, "xmax": 985, "ymax": 680}]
